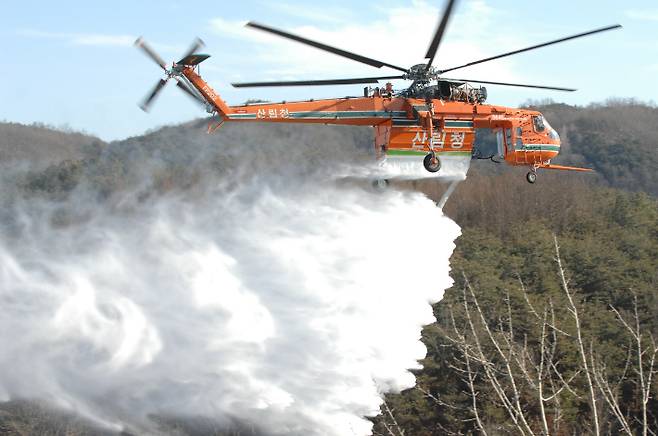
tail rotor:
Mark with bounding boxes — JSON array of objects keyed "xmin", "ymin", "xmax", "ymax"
[{"xmin": 135, "ymin": 37, "xmax": 208, "ymax": 112}]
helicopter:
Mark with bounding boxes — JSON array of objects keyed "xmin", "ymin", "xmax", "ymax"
[{"xmin": 135, "ymin": 0, "xmax": 621, "ymax": 184}]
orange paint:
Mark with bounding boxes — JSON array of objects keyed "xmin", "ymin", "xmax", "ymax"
[{"xmin": 181, "ymin": 66, "xmax": 584, "ymax": 175}]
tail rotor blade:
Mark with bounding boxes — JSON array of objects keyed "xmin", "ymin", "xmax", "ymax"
[
  {"xmin": 181, "ymin": 37, "xmax": 205, "ymax": 60},
  {"xmin": 135, "ymin": 37, "xmax": 167, "ymax": 71},
  {"xmin": 140, "ymin": 78, "xmax": 168, "ymax": 112},
  {"xmin": 175, "ymin": 79, "xmax": 206, "ymax": 105}
]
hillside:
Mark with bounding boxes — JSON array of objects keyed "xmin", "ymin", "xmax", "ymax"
[
  {"xmin": 0, "ymin": 122, "xmax": 104, "ymax": 169},
  {"xmin": 527, "ymin": 99, "xmax": 658, "ymax": 196},
  {"xmin": 113, "ymin": 100, "xmax": 658, "ymax": 197},
  {"xmin": 10, "ymin": 120, "xmax": 373, "ymax": 204},
  {"xmin": 2, "ymin": 100, "xmax": 657, "ymax": 196},
  {"xmin": 0, "ymin": 101, "xmax": 656, "ymax": 435}
]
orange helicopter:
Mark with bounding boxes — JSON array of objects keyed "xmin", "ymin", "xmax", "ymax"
[{"xmin": 135, "ymin": 0, "xmax": 621, "ymax": 184}]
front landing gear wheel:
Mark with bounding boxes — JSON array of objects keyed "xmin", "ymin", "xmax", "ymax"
[
  {"xmin": 423, "ymin": 153, "xmax": 441, "ymax": 173},
  {"xmin": 372, "ymin": 179, "xmax": 390, "ymax": 191},
  {"xmin": 526, "ymin": 171, "xmax": 537, "ymax": 184}
]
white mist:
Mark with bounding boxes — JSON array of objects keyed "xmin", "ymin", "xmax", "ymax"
[{"xmin": 0, "ymin": 165, "xmax": 460, "ymax": 435}]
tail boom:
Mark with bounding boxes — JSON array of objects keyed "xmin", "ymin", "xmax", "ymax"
[{"xmin": 181, "ymin": 67, "xmax": 232, "ymax": 117}]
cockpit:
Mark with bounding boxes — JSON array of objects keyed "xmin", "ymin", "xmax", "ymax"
[
  {"xmin": 532, "ymin": 115, "xmax": 560, "ymax": 141},
  {"xmin": 490, "ymin": 113, "xmax": 561, "ymax": 163}
]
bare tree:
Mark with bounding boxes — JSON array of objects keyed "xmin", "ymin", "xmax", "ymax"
[
  {"xmin": 426, "ymin": 237, "xmax": 657, "ymax": 435},
  {"xmin": 591, "ymin": 295, "xmax": 658, "ymax": 436},
  {"xmin": 440, "ymin": 274, "xmax": 579, "ymax": 435},
  {"xmin": 375, "ymin": 399, "xmax": 405, "ymax": 436},
  {"xmin": 554, "ymin": 236, "xmax": 600, "ymax": 435}
]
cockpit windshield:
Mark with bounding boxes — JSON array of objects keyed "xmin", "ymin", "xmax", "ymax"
[
  {"xmin": 533, "ymin": 115, "xmax": 560, "ymax": 141},
  {"xmin": 532, "ymin": 115, "xmax": 545, "ymax": 132}
]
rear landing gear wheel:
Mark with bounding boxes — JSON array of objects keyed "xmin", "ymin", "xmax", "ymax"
[
  {"xmin": 526, "ymin": 171, "xmax": 537, "ymax": 184},
  {"xmin": 423, "ymin": 153, "xmax": 441, "ymax": 173}
]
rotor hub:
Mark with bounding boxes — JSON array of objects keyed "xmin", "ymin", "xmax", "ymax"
[{"xmin": 403, "ymin": 64, "xmax": 438, "ymax": 83}]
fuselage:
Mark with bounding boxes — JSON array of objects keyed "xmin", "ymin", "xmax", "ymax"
[{"xmin": 181, "ymin": 66, "xmax": 568, "ymax": 177}]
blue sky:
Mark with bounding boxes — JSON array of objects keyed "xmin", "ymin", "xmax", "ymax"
[{"xmin": 1, "ymin": 0, "xmax": 657, "ymax": 141}]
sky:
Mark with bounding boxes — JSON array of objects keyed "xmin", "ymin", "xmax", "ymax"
[{"xmin": 0, "ymin": 0, "xmax": 657, "ymax": 141}]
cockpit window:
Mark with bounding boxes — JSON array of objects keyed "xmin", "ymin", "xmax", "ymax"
[{"xmin": 533, "ymin": 115, "xmax": 545, "ymax": 132}]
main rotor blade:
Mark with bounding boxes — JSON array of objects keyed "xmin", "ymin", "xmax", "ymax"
[
  {"xmin": 139, "ymin": 78, "xmax": 168, "ymax": 112},
  {"xmin": 232, "ymin": 75, "xmax": 404, "ymax": 88},
  {"xmin": 135, "ymin": 37, "xmax": 167, "ymax": 71},
  {"xmin": 175, "ymin": 79, "xmax": 206, "ymax": 104},
  {"xmin": 443, "ymin": 77, "xmax": 576, "ymax": 91},
  {"xmin": 246, "ymin": 21, "xmax": 408, "ymax": 73},
  {"xmin": 439, "ymin": 24, "xmax": 622, "ymax": 74},
  {"xmin": 425, "ymin": 0, "xmax": 458, "ymax": 69},
  {"xmin": 181, "ymin": 37, "xmax": 205, "ymax": 60}
]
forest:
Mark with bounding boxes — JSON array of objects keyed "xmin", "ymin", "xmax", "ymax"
[
  {"xmin": 374, "ymin": 172, "xmax": 657, "ymax": 435},
  {"xmin": 0, "ymin": 100, "xmax": 656, "ymax": 435}
]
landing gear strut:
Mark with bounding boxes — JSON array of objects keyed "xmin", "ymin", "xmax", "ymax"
[
  {"xmin": 423, "ymin": 152, "xmax": 441, "ymax": 173},
  {"xmin": 526, "ymin": 170, "xmax": 537, "ymax": 184}
]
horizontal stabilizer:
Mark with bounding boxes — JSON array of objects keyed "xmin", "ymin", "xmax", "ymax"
[
  {"xmin": 539, "ymin": 164, "xmax": 594, "ymax": 172},
  {"xmin": 177, "ymin": 54, "xmax": 211, "ymax": 66}
]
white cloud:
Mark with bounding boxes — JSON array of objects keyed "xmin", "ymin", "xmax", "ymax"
[
  {"xmin": 208, "ymin": 17, "xmax": 253, "ymax": 41},
  {"xmin": 71, "ymin": 34, "xmax": 135, "ymax": 47},
  {"xmin": 261, "ymin": 1, "xmax": 353, "ymax": 24},
  {"xmin": 209, "ymin": 0, "xmax": 526, "ymax": 85},
  {"xmin": 17, "ymin": 29, "xmax": 187, "ymax": 56},
  {"xmin": 18, "ymin": 29, "xmax": 136, "ymax": 47},
  {"xmin": 625, "ymin": 9, "xmax": 658, "ymax": 22}
]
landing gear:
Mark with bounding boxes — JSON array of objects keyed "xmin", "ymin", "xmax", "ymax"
[
  {"xmin": 372, "ymin": 179, "xmax": 390, "ymax": 191},
  {"xmin": 526, "ymin": 171, "xmax": 537, "ymax": 184},
  {"xmin": 423, "ymin": 153, "xmax": 441, "ymax": 173}
]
